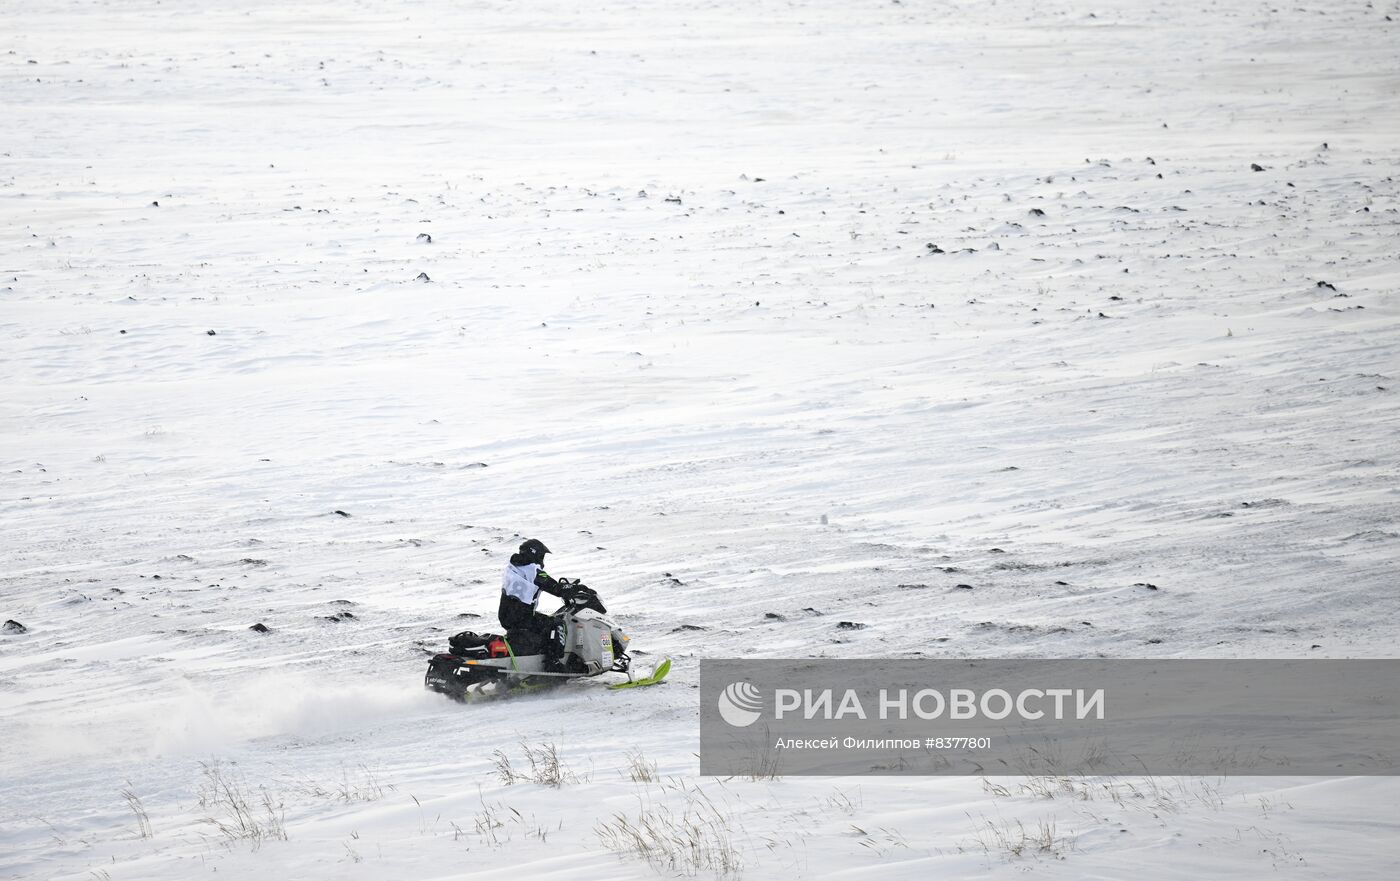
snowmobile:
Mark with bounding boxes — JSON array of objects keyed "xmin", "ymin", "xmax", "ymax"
[{"xmin": 424, "ymin": 581, "xmax": 670, "ymax": 700}]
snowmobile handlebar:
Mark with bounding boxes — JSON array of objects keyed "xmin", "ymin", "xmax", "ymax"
[{"xmin": 556, "ymin": 579, "xmax": 607, "ymax": 614}]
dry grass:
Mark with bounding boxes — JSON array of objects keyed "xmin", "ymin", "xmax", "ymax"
[
  {"xmin": 285, "ymin": 764, "xmax": 389, "ymax": 803},
  {"xmin": 745, "ymin": 739, "xmax": 782, "ymax": 782},
  {"xmin": 970, "ymin": 814, "xmax": 1071, "ymax": 860},
  {"xmin": 850, "ymin": 824, "xmax": 911, "ymax": 858},
  {"xmin": 196, "ymin": 761, "xmax": 288, "ymax": 850},
  {"xmin": 335, "ymin": 764, "xmax": 387, "ymax": 803},
  {"xmin": 472, "ymin": 793, "xmax": 557, "ymax": 848},
  {"xmin": 492, "ymin": 741, "xmax": 578, "ymax": 787},
  {"xmin": 595, "ymin": 788, "xmax": 742, "ymax": 877},
  {"xmin": 982, "ymin": 774, "xmax": 1228, "ymax": 814},
  {"xmin": 823, "ymin": 786, "xmax": 862, "ymax": 815},
  {"xmin": 624, "ymin": 748, "xmax": 659, "ymax": 783},
  {"xmin": 119, "ymin": 784, "xmax": 152, "ymax": 840}
]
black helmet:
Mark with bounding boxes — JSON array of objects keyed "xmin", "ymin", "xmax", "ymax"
[{"xmin": 518, "ymin": 538, "xmax": 550, "ymax": 566}]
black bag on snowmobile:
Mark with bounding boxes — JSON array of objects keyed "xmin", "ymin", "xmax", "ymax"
[{"xmin": 448, "ymin": 630, "xmax": 507, "ymax": 658}]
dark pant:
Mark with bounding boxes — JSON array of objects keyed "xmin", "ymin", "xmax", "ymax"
[{"xmin": 499, "ymin": 595, "xmax": 560, "ymax": 657}]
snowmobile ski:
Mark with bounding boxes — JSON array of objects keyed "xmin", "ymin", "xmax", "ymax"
[{"xmin": 609, "ymin": 657, "xmax": 671, "ymax": 689}]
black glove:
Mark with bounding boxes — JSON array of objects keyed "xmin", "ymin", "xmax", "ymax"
[{"xmin": 534, "ymin": 570, "xmax": 563, "ymax": 597}]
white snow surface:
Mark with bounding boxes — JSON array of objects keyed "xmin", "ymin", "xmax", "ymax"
[{"xmin": 3, "ymin": 0, "xmax": 1400, "ymax": 877}]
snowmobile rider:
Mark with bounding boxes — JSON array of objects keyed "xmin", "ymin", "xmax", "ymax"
[{"xmin": 498, "ymin": 538, "xmax": 566, "ymax": 667}]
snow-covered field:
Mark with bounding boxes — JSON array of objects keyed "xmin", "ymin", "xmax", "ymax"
[{"xmin": 3, "ymin": 0, "xmax": 1399, "ymax": 877}]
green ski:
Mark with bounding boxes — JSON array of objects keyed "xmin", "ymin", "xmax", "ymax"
[{"xmin": 610, "ymin": 657, "xmax": 671, "ymax": 689}]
